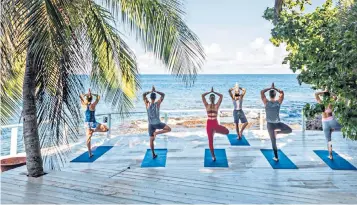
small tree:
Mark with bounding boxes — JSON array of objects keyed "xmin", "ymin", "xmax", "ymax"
[{"xmin": 264, "ymin": 0, "xmax": 357, "ymax": 139}]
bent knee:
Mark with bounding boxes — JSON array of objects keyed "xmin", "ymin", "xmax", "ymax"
[{"xmin": 166, "ymin": 126, "xmax": 172, "ymax": 132}]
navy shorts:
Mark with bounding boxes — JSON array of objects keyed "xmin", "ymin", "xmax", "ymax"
[
  {"xmin": 148, "ymin": 122, "xmax": 166, "ymax": 136},
  {"xmin": 233, "ymin": 110, "xmax": 248, "ymax": 124},
  {"xmin": 84, "ymin": 122, "xmax": 99, "ymax": 130}
]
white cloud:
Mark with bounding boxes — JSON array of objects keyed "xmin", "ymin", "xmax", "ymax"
[
  {"xmin": 204, "ymin": 43, "xmax": 221, "ymax": 55},
  {"xmin": 250, "ymin": 37, "xmax": 265, "ymax": 50},
  {"xmin": 200, "ymin": 37, "xmax": 291, "ymax": 74},
  {"xmin": 134, "ymin": 38, "xmax": 291, "ymax": 74}
]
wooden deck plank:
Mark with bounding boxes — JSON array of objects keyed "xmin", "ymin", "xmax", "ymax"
[{"xmin": 2, "ymin": 130, "xmax": 357, "ymax": 204}]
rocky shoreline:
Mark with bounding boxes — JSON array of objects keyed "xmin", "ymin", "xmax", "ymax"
[
  {"xmin": 109, "ymin": 111, "xmax": 302, "ymax": 136},
  {"xmin": 305, "ymin": 115, "xmax": 323, "ymax": 130}
]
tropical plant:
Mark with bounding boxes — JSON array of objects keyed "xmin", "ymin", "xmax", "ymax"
[
  {"xmin": 265, "ymin": 0, "xmax": 357, "ymax": 139},
  {"xmin": 1, "ymin": 0, "xmax": 205, "ymax": 176}
]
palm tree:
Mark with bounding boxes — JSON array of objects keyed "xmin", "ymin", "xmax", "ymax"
[{"xmin": 1, "ymin": 0, "xmax": 205, "ymax": 177}]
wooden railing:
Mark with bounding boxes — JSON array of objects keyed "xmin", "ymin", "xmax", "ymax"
[{"xmin": 1, "ymin": 108, "xmax": 304, "ymax": 158}]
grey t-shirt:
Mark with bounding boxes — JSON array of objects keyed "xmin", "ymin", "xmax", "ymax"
[
  {"xmin": 265, "ymin": 101, "xmax": 281, "ymax": 123},
  {"xmin": 147, "ymin": 102, "xmax": 161, "ymax": 125}
]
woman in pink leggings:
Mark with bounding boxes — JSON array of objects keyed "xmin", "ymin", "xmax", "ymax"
[{"xmin": 202, "ymin": 87, "xmax": 229, "ymax": 161}]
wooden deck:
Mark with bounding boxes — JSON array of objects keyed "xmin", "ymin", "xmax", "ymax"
[{"xmin": 1, "ymin": 129, "xmax": 357, "ymax": 204}]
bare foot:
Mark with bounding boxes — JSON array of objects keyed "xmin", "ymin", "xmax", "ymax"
[
  {"xmin": 273, "ymin": 157, "xmax": 279, "ymax": 162},
  {"xmin": 152, "ymin": 154, "xmax": 158, "ymax": 159}
]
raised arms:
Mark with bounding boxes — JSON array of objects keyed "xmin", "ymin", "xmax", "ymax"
[
  {"xmin": 91, "ymin": 94, "xmax": 100, "ymax": 106},
  {"xmin": 270, "ymin": 83, "xmax": 284, "ymax": 104},
  {"xmin": 260, "ymin": 87, "xmax": 270, "ymax": 106},
  {"xmin": 153, "ymin": 86, "xmax": 165, "ymax": 105},
  {"xmin": 143, "ymin": 91, "xmax": 151, "ymax": 105},
  {"xmin": 201, "ymin": 91, "xmax": 211, "ymax": 106},
  {"xmin": 79, "ymin": 94, "xmax": 87, "ymax": 105},
  {"xmin": 315, "ymin": 91, "xmax": 325, "ymax": 104},
  {"xmin": 212, "ymin": 88, "xmax": 223, "ymax": 107},
  {"xmin": 240, "ymin": 87, "xmax": 247, "ymax": 98},
  {"xmin": 228, "ymin": 88, "xmax": 234, "ymax": 99}
]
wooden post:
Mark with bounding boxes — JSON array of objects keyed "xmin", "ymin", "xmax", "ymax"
[{"xmin": 10, "ymin": 127, "xmax": 18, "ymax": 156}]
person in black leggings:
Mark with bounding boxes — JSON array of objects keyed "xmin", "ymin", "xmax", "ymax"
[{"xmin": 261, "ymin": 83, "xmax": 292, "ymax": 161}]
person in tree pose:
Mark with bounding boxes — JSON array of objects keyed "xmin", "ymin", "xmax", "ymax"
[
  {"xmin": 315, "ymin": 90, "xmax": 339, "ymax": 160},
  {"xmin": 261, "ymin": 83, "xmax": 292, "ymax": 161},
  {"xmin": 80, "ymin": 89, "xmax": 109, "ymax": 158},
  {"xmin": 229, "ymin": 85, "xmax": 248, "ymax": 139},
  {"xmin": 202, "ymin": 87, "xmax": 229, "ymax": 161},
  {"xmin": 143, "ymin": 86, "xmax": 171, "ymax": 159}
]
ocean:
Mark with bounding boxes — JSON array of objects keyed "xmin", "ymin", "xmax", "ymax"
[{"xmin": 1, "ymin": 74, "xmax": 316, "ymax": 156}]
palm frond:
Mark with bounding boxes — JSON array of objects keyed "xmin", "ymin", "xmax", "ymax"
[
  {"xmin": 15, "ymin": 0, "xmax": 85, "ymax": 169},
  {"xmin": 85, "ymin": 1, "xmax": 139, "ymax": 117},
  {"xmin": 0, "ymin": 0, "xmax": 25, "ymax": 125},
  {"xmin": 102, "ymin": 0, "xmax": 205, "ymax": 85}
]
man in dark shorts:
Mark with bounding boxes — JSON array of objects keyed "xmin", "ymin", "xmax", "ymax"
[
  {"xmin": 261, "ymin": 83, "xmax": 292, "ymax": 162},
  {"xmin": 229, "ymin": 86, "xmax": 248, "ymax": 139},
  {"xmin": 143, "ymin": 86, "xmax": 171, "ymax": 158}
]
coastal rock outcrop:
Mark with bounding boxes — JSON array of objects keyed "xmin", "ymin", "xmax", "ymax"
[{"xmin": 306, "ymin": 115, "xmax": 322, "ymax": 130}]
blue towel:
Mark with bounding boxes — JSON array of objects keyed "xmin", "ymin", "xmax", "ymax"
[
  {"xmin": 204, "ymin": 149, "xmax": 229, "ymax": 167},
  {"xmin": 314, "ymin": 150, "xmax": 357, "ymax": 170},
  {"xmin": 260, "ymin": 149, "xmax": 298, "ymax": 169},
  {"xmin": 227, "ymin": 134, "xmax": 250, "ymax": 146},
  {"xmin": 71, "ymin": 146, "xmax": 113, "ymax": 163},
  {"xmin": 141, "ymin": 149, "xmax": 168, "ymax": 168}
]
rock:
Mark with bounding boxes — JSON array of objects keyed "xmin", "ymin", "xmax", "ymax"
[{"xmin": 306, "ymin": 115, "xmax": 322, "ymax": 130}]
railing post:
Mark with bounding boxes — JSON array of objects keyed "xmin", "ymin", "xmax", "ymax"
[
  {"xmin": 107, "ymin": 114, "xmax": 111, "ymax": 138},
  {"xmin": 164, "ymin": 113, "xmax": 168, "ymax": 124},
  {"xmin": 10, "ymin": 127, "xmax": 18, "ymax": 156},
  {"xmin": 217, "ymin": 109, "xmax": 221, "ymax": 124},
  {"xmin": 260, "ymin": 109, "xmax": 264, "ymax": 132},
  {"xmin": 302, "ymin": 109, "xmax": 306, "ymax": 135}
]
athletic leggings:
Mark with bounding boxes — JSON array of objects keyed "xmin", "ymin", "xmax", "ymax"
[
  {"xmin": 267, "ymin": 122, "xmax": 292, "ymax": 158},
  {"xmin": 206, "ymin": 119, "xmax": 229, "ymax": 151}
]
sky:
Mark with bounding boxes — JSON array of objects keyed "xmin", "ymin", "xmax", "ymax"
[{"xmin": 123, "ymin": 0, "xmax": 327, "ymax": 74}]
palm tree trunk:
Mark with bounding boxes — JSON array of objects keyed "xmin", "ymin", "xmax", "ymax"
[{"xmin": 22, "ymin": 51, "xmax": 44, "ymax": 177}]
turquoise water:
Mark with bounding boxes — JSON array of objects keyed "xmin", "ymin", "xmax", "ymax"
[
  {"xmin": 1, "ymin": 74, "xmax": 316, "ymax": 156},
  {"xmin": 96, "ymin": 74, "xmax": 315, "ymax": 122}
]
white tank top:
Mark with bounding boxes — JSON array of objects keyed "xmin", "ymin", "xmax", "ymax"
[{"xmin": 233, "ymin": 98, "xmax": 243, "ymax": 110}]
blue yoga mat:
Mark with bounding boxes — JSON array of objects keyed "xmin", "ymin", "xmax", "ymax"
[
  {"xmin": 227, "ymin": 134, "xmax": 250, "ymax": 146},
  {"xmin": 314, "ymin": 150, "xmax": 357, "ymax": 170},
  {"xmin": 261, "ymin": 149, "xmax": 298, "ymax": 169},
  {"xmin": 204, "ymin": 149, "xmax": 229, "ymax": 167},
  {"xmin": 71, "ymin": 146, "xmax": 113, "ymax": 163},
  {"xmin": 141, "ymin": 149, "xmax": 168, "ymax": 168}
]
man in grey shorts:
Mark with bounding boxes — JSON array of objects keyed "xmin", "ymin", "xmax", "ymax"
[
  {"xmin": 143, "ymin": 86, "xmax": 171, "ymax": 158},
  {"xmin": 261, "ymin": 83, "xmax": 292, "ymax": 162},
  {"xmin": 229, "ymin": 86, "xmax": 248, "ymax": 139}
]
